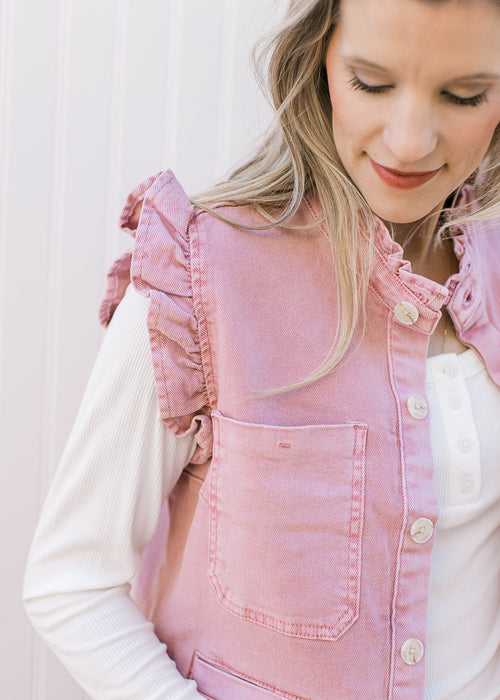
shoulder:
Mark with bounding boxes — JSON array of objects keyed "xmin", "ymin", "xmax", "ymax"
[
  {"xmin": 191, "ymin": 192, "xmax": 324, "ymax": 246},
  {"xmin": 120, "ymin": 170, "xmax": 195, "ymax": 243}
]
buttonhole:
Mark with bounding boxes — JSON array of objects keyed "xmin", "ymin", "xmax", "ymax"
[
  {"xmin": 463, "ymin": 285, "xmax": 474, "ymax": 308},
  {"xmin": 278, "ymin": 442, "xmax": 291, "ymax": 449}
]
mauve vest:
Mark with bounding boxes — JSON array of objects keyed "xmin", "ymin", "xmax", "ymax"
[{"xmin": 100, "ymin": 170, "xmax": 500, "ymax": 700}]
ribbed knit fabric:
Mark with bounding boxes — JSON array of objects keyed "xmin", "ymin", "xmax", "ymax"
[
  {"xmin": 425, "ymin": 350, "xmax": 500, "ymax": 700},
  {"xmin": 24, "ymin": 284, "xmax": 500, "ymax": 699},
  {"xmin": 23, "ymin": 284, "xmax": 202, "ymax": 700}
]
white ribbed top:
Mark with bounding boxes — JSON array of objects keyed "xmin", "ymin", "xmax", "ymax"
[
  {"xmin": 23, "ymin": 284, "xmax": 203, "ymax": 700},
  {"xmin": 425, "ymin": 350, "xmax": 500, "ymax": 700},
  {"xmin": 23, "ymin": 284, "xmax": 500, "ymax": 699}
]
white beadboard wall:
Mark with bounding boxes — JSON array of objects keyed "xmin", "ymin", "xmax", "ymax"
[{"xmin": 0, "ymin": 1, "xmax": 282, "ymax": 697}]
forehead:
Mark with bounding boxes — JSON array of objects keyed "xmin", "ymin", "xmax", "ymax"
[{"xmin": 334, "ymin": 0, "xmax": 500, "ymax": 77}]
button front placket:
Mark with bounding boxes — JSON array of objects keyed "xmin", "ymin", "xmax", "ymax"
[
  {"xmin": 426, "ymin": 353, "xmax": 482, "ymax": 510},
  {"xmin": 388, "ymin": 298, "xmax": 439, "ymax": 698}
]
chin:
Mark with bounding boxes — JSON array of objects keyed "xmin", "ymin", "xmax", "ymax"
[{"xmin": 367, "ymin": 198, "xmax": 442, "ymax": 227}]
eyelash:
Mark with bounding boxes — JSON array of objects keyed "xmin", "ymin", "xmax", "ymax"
[{"xmin": 348, "ymin": 75, "xmax": 489, "ymax": 107}]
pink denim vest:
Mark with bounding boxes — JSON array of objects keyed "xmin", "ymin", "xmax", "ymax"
[{"xmin": 100, "ymin": 170, "xmax": 500, "ymax": 700}]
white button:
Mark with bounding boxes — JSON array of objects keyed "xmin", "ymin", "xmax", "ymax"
[
  {"xmin": 401, "ymin": 638, "xmax": 424, "ymax": 665},
  {"xmin": 394, "ymin": 302, "xmax": 419, "ymax": 325},
  {"xmin": 448, "ymin": 393, "xmax": 464, "ymax": 410},
  {"xmin": 458, "ymin": 436, "xmax": 474, "ymax": 454},
  {"xmin": 407, "ymin": 395, "xmax": 428, "ymax": 420},
  {"xmin": 410, "ymin": 517, "xmax": 434, "ymax": 544},
  {"xmin": 460, "ymin": 478, "xmax": 475, "ymax": 494},
  {"xmin": 443, "ymin": 363, "xmax": 460, "ymax": 379}
]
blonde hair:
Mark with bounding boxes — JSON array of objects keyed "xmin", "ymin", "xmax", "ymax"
[{"xmin": 192, "ymin": 0, "xmax": 500, "ymax": 393}]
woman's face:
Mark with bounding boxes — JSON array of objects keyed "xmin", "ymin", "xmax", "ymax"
[{"xmin": 325, "ymin": 0, "xmax": 500, "ymax": 224}]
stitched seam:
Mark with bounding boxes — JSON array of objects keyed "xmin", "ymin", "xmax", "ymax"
[
  {"xmin": 368, "ymin": 272, "xmax": 436, "ymax": 312},
  {"xmin": 194, "ymin": 651, "xmax": 309, "ymax": 700},
  {"xmin": 369, "ymin": 281, "xmax": 438, "ymax": 339},
  {"xmin": 346, "ymin": 424, "xmax": 366, "ymax": 625},
  {"xmin": 176, "ymin": 195, "xmax": 212, "ymax": 415},
  {"xmin": 207, "ymin": 423, "xmax": 365, "ymax": 640},
  {"xmin": 386, "ymin": 310, "xmax": 408, "ymax": 699},
  {"xmin": 189, "ymin": 216, "xmax": 218, "ymax": 411},
  {"xmin": 207, "ymin": 418, "xmax": 220, "ymax": 595},
  {"xmin": 209, "ymin": 593, "xmax": 352, "ymax": 639},
  {"xmin": 131, "ymin": 187, "xmax": 174, "ymax": 418},
  {"xmin": 364, "ymin": 226, "xmax": 451, "ymax": 311},
  {"xmin": 142, "ymin": 189, "xmax": 176, "ymax": 419}
]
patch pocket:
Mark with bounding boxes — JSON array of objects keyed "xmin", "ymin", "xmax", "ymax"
[
  {"xmin": 208, "ymin": 412, "xmax": 367, "ymax": 640},
  {"xmin": 190, "ymin": 652, "xmax": 297, "ymax": 699}
]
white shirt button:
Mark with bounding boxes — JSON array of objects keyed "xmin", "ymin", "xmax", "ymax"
[
  {"xmin": 410, "ymin": 517, "xmax": 434, "ymax": 544},
  {"xmin": 394, "ymin": 302, "xmax": 419, "ymax": 325},
  {"xmin": 443, "ymin": 363, "xmax": 460, "ymax": 379},
  {"xmin": 448, "ymin": 393, "xmax": 464, "ymax": 410},
  {"xmin": 401, "ymin": 638, "xmax": 424, "ymax": 665},
  {"xmin": 458, "ymin": 436, "xmax": 474, "ymax": 454},
  {"xmin": 407, "ymin": 395, "xmax": 428, "ymax": 420},
  {"xmin": 460, "ymin": 478, "xmax": 475, "ymax": 494}
]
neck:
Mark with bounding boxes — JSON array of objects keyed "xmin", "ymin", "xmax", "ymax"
[
  {"xmin": 388, "ymin": 190, "xmax": 459, "ymax": 263},
  {"xmin": 389, "ymin": 209, "xmax": 441, "ymax": 255},
  {"xmin": 386, "ymin": 209, "xmax": 457, "ymax": 287}
]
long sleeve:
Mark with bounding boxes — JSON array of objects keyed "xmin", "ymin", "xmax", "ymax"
[{"xmin": 23, "ymin": 284, "xmax": 205, "ymax": 699}]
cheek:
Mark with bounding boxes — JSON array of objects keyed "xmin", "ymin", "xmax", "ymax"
[
  {"xmin": 328, "ymin": 82, "xmax": 346, "ymax": 131},
  {"xmin": 327, "ymin": 75, "xmax": 380, "ymax": 155},
  {"xmin": 327, "ymin": 65, "xmax": 357, "ymax": 144},
  {"xmin": 461, "ymin": 113, "xmax": 500, "ymax": 164},
  {"xmin": 329, "ymin": 87, "xmax": 368, "ymax": 150}
]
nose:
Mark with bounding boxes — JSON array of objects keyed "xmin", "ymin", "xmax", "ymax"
[{"xmin": 383, "ymin": 99, "xmax": 438, "ymax": 165}]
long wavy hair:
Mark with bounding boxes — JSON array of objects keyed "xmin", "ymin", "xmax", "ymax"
[{"xmin": 192, "ymin": 0, "xmax": 500, "ymax": 392}]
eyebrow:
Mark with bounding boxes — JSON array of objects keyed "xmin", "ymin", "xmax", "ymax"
[{"xmin": 340, "ymin": 55, "xmax": 500, "ymax": 82}]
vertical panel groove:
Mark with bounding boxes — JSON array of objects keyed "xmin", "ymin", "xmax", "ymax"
[
  {"xmin": 215, "ymin": 0, "xmax": 239, "ymax": 177},
  {"xmin": 41, "ymin": 0, "xmax": 72, "ymax": 504},
  {"xmin": 32, "ymin": 0, "xmax": 72, "ymax": 697},
  {"xmin": 162, "ymin": 0, "xmax": 185, "ymax": 171},
  {"xmin": 10, "ymin": 2, "xmax": 274, "ymax": 698},
  {"xmin": 104, "ymin": 0, "xmax": 129, "ymax": 273},
  {"xmin": 0, "ymin": 0, "xmax": 14, "ymax": 429}
]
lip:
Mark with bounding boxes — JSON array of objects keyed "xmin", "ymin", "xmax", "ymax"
[{"xmin": 369, "ymin": 158, "xmax": 441, "ymax": 189}]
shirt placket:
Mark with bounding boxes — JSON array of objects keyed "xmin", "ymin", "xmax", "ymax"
[{"xmin": 388, "ymin": 298, "xmax": 440, "ymax": 699}]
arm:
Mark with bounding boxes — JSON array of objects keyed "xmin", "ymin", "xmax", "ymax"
[{"xmin": 23, "ymin": 284, "xmax": 205, "ymax": 699}]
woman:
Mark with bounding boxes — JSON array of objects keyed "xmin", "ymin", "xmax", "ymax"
[{"xmin": 24, "ymin": 0, "xmax": 500, "ymax": 698}]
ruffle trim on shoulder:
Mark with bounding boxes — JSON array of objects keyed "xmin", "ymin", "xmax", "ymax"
[
  {"xmin": 99, "ymin": 249, "xmax": 133, "ymax": 328},
  {"xmin": 99, "ymin": 170, "xmax": 213, "ymax": 463}
]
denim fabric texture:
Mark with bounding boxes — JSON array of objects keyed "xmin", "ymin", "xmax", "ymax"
[{"xmin": 100, "ymin": 170, "xmax": 500, "ymax": 700}]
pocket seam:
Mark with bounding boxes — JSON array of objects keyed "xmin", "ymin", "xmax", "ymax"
[
  {"xmin": 190, "ymin": 651, "xmax": 308, "ymax": 700},
  {"xmin": 208, "ymin": 417, "xmax": 367, "ymax": 640}
]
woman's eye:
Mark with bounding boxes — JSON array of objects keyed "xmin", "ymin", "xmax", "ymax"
[
  {"xmin": 348, "ymin": 75, "xmax": 489, "ymax": 108},
  {"xmin": 348, "ymin": 75, "xmax": 392, "ymax": 94},
  {"xmin": 443, "ymin": 90, "xmax": 488, "ymax": 107}
]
